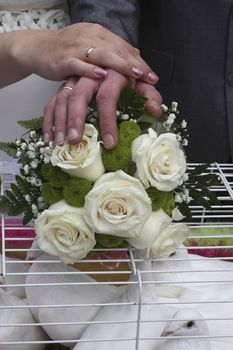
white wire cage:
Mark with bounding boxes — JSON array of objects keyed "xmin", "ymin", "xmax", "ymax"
[{"xmin": 0, "ymin": 162, "xmax": 233, "ymax": 350}]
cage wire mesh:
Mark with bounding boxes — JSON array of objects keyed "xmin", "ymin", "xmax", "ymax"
[{"xmin": 0, "ymin": 162, "xmax": 233, "ymax": 349}]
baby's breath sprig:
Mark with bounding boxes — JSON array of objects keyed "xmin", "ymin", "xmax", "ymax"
[{"xmin": 161, "ymin": 102, "xmax": 189, "ymax": 147}]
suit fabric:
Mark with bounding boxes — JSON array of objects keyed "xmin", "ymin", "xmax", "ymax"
[{"xmin": 70, "ymin": 0, "xmax": 233, "ymax": 162}]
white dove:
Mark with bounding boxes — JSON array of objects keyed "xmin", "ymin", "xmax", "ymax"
[
  {"xmin": 159, "ymin": 308, "xmax": 232, "ymax": 350},
  {"xmin": 151, "ymin": 245, "xmax": 233, "ymax": 298},
  {"xmin": 0, "ymin": 253, "xmax": 29, "ymax": 298},
  {"xmin": 179, "ymin": 283, "xmax": 233, "ymax": 345},
  {"xmin": 25, "ymin": 253, "xmax": 126, "ymax": 348},
  {"xmin": 74, "ymin": 257, "xmax": 173, "ymax": 350},
  {"xmin": 0, "ymin": 288, "xmax": 47, "ymax": 350}
]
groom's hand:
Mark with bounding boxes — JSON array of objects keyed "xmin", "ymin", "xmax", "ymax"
[{"xmin": 43, "ymin": 70, "xmax": 162, "ymax": 148}]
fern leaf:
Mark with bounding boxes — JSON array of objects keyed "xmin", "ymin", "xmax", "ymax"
[
  {"xmin": 0, "ymin": 142, "xmax": 17, "ymax": 157},
  {"xmin": 17, "ymin": 117, "xmax": 43, "ymax": 131}
]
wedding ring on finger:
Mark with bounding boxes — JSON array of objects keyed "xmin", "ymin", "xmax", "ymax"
[
  {"xmin": 61, "ymin": 86, "xmax": 73, "ymax": 92},
  {"xmin": 85, "ymin": 47, "xmax": 95, "ymax": 60}
]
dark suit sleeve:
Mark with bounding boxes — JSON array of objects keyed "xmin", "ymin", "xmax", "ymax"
[{"xmin": 68, "ymin": 0, "xmax": 140, "ymax": 45}]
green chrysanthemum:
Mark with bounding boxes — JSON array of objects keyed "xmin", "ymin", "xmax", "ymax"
[
  {"xmin": 41, "ymin": 163, "xmax": 56, "ymax": 181},
  {"xmin": 41, "ymin": 182, "xmax": 63, "ymax": 204},
  {"xmin": 119, "ymin": 121, "xmax": 141, "ymax": 144},
  {"xmin": 63, "ymin": 177, "xmax": 92, "ymax": 207},
  {"xmin": 102, "ymin": 144, "xmax": 132, "ymax": 171},
  {"xmin": 41, "ymin": 163, "xmax": 69, "ymax": 188},
  {"xmin": 95, "ymin": 233, "xmax": 125, "ymax": 248}
]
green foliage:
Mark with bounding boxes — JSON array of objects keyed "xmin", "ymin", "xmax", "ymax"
[
  {"xmin": 0, "ymin": 142, "xmax": 17, "ymax": 157},
  {"xmin": 41, "ymin": 163, "xmax": 56, "ymax": 181},
  {"xmin": 177, "ymin": 164, "xmax": 221, "ymax": 219},
  {"xmin": 41, "ymin": 183, "xmax": 63, "ymax": 204},
  {"xmin": 0, "ymin": 177, "xmax": 42, "ymax": 224},
  {"xmin": 178, "ymin": 201, "xmax": 192, "ymax": 221},
  {"xmin": 95, "ymin": 233, "xmax": 125, "ymax": 248},
  {"xmin": 17, "ymin": 117, "xmax": 43, "ymax": 131},
  {"xmin": 41, "ymin": 163, "xmax": 69, "ymax": 188},
  {"xmin": 146, "ymin": 187, "xmax": 175, "ymax": 216},
  {"xmin": 118, "ymin": 88, "xmax": 147, "ymax": 117},
  {"xmin": 63, "ymin": 177, "xmax": 92, "ymax": 207},
  {"xmin": 119, "ymin": 121, "xmax": 141, "ymax": 144},
  {"xmin": 102, "ymin": 144, "xmax": 132, "ymax": 171}
]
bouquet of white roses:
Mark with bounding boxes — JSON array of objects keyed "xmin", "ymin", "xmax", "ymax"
[{"xmin": 0, "ymin": 89, "xmax": 220, "ymax": 264}]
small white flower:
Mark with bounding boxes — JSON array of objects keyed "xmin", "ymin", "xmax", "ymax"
[
  {"xmin": 182, "ymin": 138, "xmax": 188, "ymax": 146},
  {"xmin": 181, "ymin": 120, "xmax": 187, "ymax": 128},
  {"xmin": 21, "ymin": 143, "xmax": 27, "ymax": 151},
  {"xmin": 30, "ymin": 130, "xmax": 36, "ymax": 138},
  {"xmin": 24, "ymin": 165, "xmax": 30, "ymax": 174},
  {"xmin": 175, "ymin": 193, "xmax": 183, "ymax": 203},
  {"xmin": 30, "ymin": 160, "xmax": 38, "ymax": 169},
  {"xmin": 16, "ymin": 139, "xmax": 21, "ymax": 146},
  {"xmin": 31, "ymin": 204, "xmax": 39, "ymax": 216},
  {"xmin": 28, "ymin": 143, "xmax": 35, "ymax": 151},
  {"xmin": 122, "ymin": 114, "xmax": 129, "ymax": 120},
  {"xmin": 27, "ymin": 151, "xmax": 36, "ymax": 159},
  {"xmin": 171, "ymin": 101, "xmax": 178, "ymax": 111},
  {"xmin": 168, "ymin": 113, "xmax": 176, "ymax": 121},
  {"xmin": 161, "ymin": 104, "xmax": 168, "ymax": 112},
  {"xmin": 24, "ymin": 194, "xmax": 31, "ymax": 203},
  {"xmin": 43, "ymin": 157, "xmax": 51, "ymax": 164},
  {"xmin": 16, "ymin": 151, "xmax": 22, "ymax": 157},
  {"xmin": 36, "ymin": 141, "xmax": 44, "ymax": 147}
]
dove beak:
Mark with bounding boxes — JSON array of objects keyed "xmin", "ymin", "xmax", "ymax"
[{"xmin": 160, "ymin": 330, "xmax": 174, "ymax": 337}]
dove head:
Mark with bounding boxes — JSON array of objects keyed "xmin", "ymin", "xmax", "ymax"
[{"xmin": 161, "ymin": 308, "xmax": 209, "ymax": 337}]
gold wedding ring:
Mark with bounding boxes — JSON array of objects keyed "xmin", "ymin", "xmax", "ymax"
[
  {"xmin": 62, "ymin": 86, "xmax": 73, "ymax": 91},
  {"xmin": 85, "ymin": 47, "xmax": 95, "ymax": 59}
]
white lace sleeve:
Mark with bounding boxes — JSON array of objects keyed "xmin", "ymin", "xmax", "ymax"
[
  {"xmin": 0, "ymin": 9, "xmax": 70, "ymax": 32},
  {"xmin": 0, "ymin": 0, "xmax": 66, "ymax": 11}
]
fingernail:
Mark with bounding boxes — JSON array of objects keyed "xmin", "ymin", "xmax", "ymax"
[
  {"xmin": 148, "ymin": 72, "xmax": 159, "ymax": 82},
  {"xmin": 103, "ymin": 133, "xmax": 115, "ymax": 148},
  {"xmin": 94, "ymin": 67, "xmax": 108, "ymax": 77},
  {"xmin": 55, "ymin": 131, "xmax": 65, "ymax": 145},
  {"xmin": 68, "ymin": 128, "xmax": 79, "ymax": 141},
  {"xmin": 132, "ymin": 67, "xmax": 143, "ymax": 77},
  {"xmin": 43, "ymin": 133, "xmax": 50, "ymax": 143}
]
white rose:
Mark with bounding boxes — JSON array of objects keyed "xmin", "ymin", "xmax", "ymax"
[
  {"xmin": 128, "ymin": 209, "xmax": 172, "ymax": 249},
  {"xmin": 51, "ymin": 124, "xmax": 105, "ymax": 182},
  {"xmin": 132, "ymin": 129, "xmax": 186, "ymax": 191},
  {"xmin": 35, "ymin": 200, "xmax": 96, "ymax": 264},
  {"xmin": 84, "ymin": 170, "xmax": 152, "ymax": 238},
  {"xmin": 146, "ymin": 223, "xmax": 190, "ymax": 259}
]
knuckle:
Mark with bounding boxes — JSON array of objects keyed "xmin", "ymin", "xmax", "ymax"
[
  {"xmin": 96, "ymin": 91, "xmax": 111, "ymax": 105},
  {"xmin": 55, "ymin": 93, "xmax": 68, "ymax": 105}
]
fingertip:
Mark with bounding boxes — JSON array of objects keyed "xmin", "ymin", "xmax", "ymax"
[
  {"xmin": 67, "ymin": 128, "xmax": 80, "ymax": 144},
  {"xmin": 146, "ymin": 101, "xmax": 162, "ymax": 118},
  {"xmin": 43, "ymin": 133, "xmax": 51, "ymax": 144},
  {"xmin": 94, "ymin": 67, "xmax": 108, "ymax": 78},
  {"xmin": 103, "ymin": 133, "xmax": 116, "ymax": 149}
]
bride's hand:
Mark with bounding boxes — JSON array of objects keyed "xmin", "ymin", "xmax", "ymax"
[
  {"xmin": 43, "ymin": 71, "xmax": 162, "ymax": 147},
  {"xmin": 10, "ymin": 22, "xmax": 158, "ymax": 84}
]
